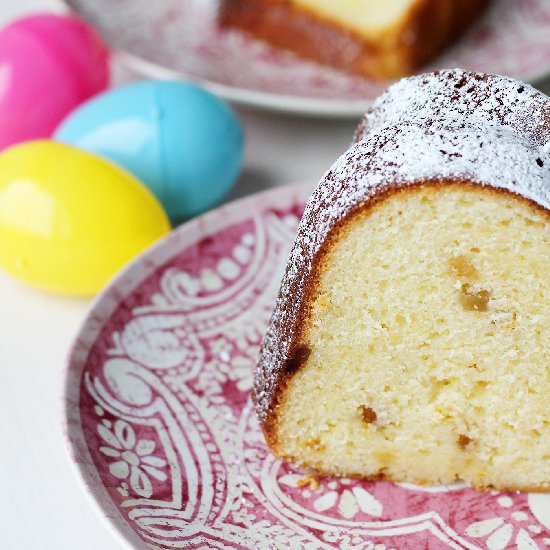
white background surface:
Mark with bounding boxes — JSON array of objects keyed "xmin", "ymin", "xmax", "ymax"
[{"xmin": 1, "ymin": 1, "xmax": 550, "ymax": 549}]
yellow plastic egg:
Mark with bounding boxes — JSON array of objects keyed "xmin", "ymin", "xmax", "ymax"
[{"xmin": 0, "ymin": 140, "xmax": 170, "ymax": 296}]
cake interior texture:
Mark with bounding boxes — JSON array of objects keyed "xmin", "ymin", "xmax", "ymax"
[{"xmin": 276, "ymin": 183, "xmax": 549, "ymax": 491}]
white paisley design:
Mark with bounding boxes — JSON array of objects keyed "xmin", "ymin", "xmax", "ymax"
[
  {"xmin": 98, "ymin": 419, "xmax": 167, "ymax": 498},
  {"xmin": 465, "ymin": 519, "xmax": 539, "ymax": 550}
]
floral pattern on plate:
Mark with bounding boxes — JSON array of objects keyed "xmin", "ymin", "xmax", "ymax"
[{"xmin": 65, "ymin": 183, "xmax": 550, "ymax": 549}]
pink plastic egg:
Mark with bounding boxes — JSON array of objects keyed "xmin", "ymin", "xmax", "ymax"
[{"xmin": 0, "ymin": 13, "xmax": 109, "ymax": 151}]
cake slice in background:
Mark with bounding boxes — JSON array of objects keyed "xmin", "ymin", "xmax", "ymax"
[
  {"xmin": 219, "ymin": 0, "xmax": 490, "ymax": 79},
  {"xmin": 254, "ymin": 70, "xmax": 550, "ymax": 492}
]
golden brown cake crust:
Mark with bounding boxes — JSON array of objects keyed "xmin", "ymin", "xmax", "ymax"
[
  {"xmin": 219, "ymin": 0, "xmax": 490, "ymax": 79},
  {"xmin": 253, "ymin": 70, "xmax": 550, "ymax": 478}
]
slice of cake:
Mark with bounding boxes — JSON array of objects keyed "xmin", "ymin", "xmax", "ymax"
[
  {"xmin": 254, "ymin": 70, "xmax": 550, "ymax": 491},
  {"xmin": 219, "ymin": 1, "xmax": 490, "ymax": 79}
]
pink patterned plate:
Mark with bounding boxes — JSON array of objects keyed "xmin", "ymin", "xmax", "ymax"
[
  {"xmin": 65, "ymin": 183, "xmax": 550, "ymax": 549},
  {"xmin": 62, "ymin": 0, "xmax": 550, "ymax": 116}
]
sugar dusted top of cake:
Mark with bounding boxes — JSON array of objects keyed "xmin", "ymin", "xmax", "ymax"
[
  {"xmin": 254, "ymin": 70, "xmax": 550, "ymax": 426},
  {"xmin": 355, "ymin": 69, "xmax": 550, "ymax": 146}
]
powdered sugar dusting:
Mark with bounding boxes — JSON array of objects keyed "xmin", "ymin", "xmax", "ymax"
[
  {"xmin": 254, "ymin": 70, "xmax": 550, "ymax": 425},
  {"xmin": 355, "ymin": 69, "xmax": 550, "ymax": 146}
]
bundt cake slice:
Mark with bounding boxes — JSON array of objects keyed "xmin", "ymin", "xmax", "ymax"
[{"xmin": 254, "ymin": 70, "xmax": 550, "ymax": 492}]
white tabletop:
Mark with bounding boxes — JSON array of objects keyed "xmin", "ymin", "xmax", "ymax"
[{"xmin": 1, "ymin": 2, "xmax": 550, "ymax": 549}]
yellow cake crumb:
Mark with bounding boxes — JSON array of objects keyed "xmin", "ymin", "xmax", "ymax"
[
  {"xmin": 275, "ymin": 185, "xmax": 550, "ymax": 490},
  {"xmin": 296, "ymin": 474, "xmax": 320, "ymax": 491}
]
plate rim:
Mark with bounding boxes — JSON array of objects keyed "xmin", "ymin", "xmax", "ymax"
[
  {"xmin": 117, "ymin": 50, "xmax": 377, "ymax": 119},
  {"xmin": 115, "ymin": 48, "xmax": 550, "ymax": 119},
  {"xmin": 62, "ymin": 181, "xmax": 314, "ymax": 550}
]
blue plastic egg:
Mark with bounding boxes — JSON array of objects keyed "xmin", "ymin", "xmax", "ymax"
[{"xmin": 55, "ymin": 80, "xmax": 244, "ymax": 223}]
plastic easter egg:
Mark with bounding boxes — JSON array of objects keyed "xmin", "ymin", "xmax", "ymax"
[
  {"xmin": 0, "ymin": 14, "xmax": 109, "ymax": 151},
  {"xmin": 55, "ymin": 80, "xmax": 243, "ymax": 223},
  {"xmin": 0, "ymin": 141, "xmax": 170, "ymax": 296}
]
